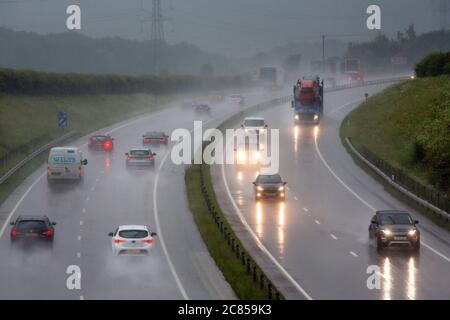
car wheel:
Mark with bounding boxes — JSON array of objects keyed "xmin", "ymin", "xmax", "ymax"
[{"xmin": 376, "ymin": 238, "xmax": 385, "ymax": 252}]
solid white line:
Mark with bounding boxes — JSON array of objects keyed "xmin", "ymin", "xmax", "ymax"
[
  {"xmin": 330, "ymin": 234, "xmax": 338, "ymax": 240},
  {"xmin": 221, "ymin": 163, "xmax": 313, "ymax": 300},
  {"xmin": 349, "ymin": 251, "xmax": 358, "ymax": 257},
  {"xmin": 153, "ymin": 151, "xmax": 189, "ymax": 300},
  {"xmin": 314, "ymin": 115, "xmax": 450, "ymax": 264},
  {"xmin": 0, "ymin": 172, "xmax": 46, "ymax": 239},
  {"xmin": 329, "ymin": 99, "xmax": 364, "ymax": 115},
  {"xmin": 314, "ymin": 219, "xmax": 321, "ymax": 225}
]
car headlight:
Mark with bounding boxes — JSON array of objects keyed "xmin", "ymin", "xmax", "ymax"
[
  {"xmin": 294, "ymin": 115, "xmax": 299, "ymax": 120},
  {"xmin": 382, "ymin": 229, "xmax": 392, "ymax": 236},
  {"xmin": 278, "ymin": 186, "xmax": 284, "ymax": 191},
  {"xmin": 257, "ymin": 186, "xmax": 264, "ymax": 191},
  {"xmin": 408, "ymin": 229, "xmax": 416, "ymax": 236},
  {"xmin": 245, "ymin": 128, "xmax": 249, "ymax": 133},
  {"xmin": 314, "ymin": 115, "xmax": 319, "ymax": 120}
]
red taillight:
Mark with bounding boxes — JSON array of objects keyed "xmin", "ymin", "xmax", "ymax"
[
  {"xmin": 127, "ymin": 156, "xmax": 134, "ymax": 161},
  {"xmin": 113, "ymin": 238, "xmax": 126, "ymax": 244},
  {"xmin": 43, "ymin": 228, "xmax": 52, "ymax": 237},
  {"xmin": 145, "ymin": 156, "xmax": 153, "ymax": 161},
  {"xmin": 104, "ymin": 141, "xmax": 112, "ymax": 150},
  {"xmin": 11, "ymin": 229, "xmax": 17, "ymax": 237},
  {"xmin": 160, "ymin": 138, "xmax": 165, "ymax": 143},
  {"xmin": 141, "ymin": 239, "xmax": 153, "ymax": 244}
]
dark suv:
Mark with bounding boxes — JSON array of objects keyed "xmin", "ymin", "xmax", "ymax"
[
  {"xmin": 88, "ymin": 135, "xmax": 114, "ymax": 152},
  {"xmin": 253, "ymin": 174, "xmax": 287, "ymax": 201},
  {"xmin": 10, "ymin": 215, "xmax": 56, "ymax": 247},
  {"xmin": 369, "ymin": 210, "xmax": 420, "ymax": 252}
]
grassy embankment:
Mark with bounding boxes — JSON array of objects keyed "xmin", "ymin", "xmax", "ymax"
[{"xmin": 341, "ymin": 75, "xmax": 450, "ymax": 229}]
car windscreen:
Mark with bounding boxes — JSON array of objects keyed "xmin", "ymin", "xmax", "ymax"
[
  {"xmin": 91, "ymin": 136, "xmax": 106, "ymax": 141},
  {"xmin": 145, "ymin": 133, "xmax": 163, "ymax": 138},
  {"xmin": 244, "ymin": 119, "xmax": 265, "ymax": 127},
  {"xmin": 16, "ymin": 220, "xmax": 47, "ymax": 232},
  {"xmin": 379, "ymin": 213, "xmax": 413, "ymax": 225},
  {"xmin": 118, "ymin": 230, "xmax": 148, "ymax": 239},
  {"xmin": 257, "ymin": 175, "xmax": 282, "ymax": 184},
  {"xmin": 129, "ymin": 150, "xmax": 150, "ymax": 156}
]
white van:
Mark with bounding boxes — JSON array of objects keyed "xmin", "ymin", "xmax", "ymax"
[{"xmin": 47, "ymin": 147, "xmax": 88, "ymax": 182}]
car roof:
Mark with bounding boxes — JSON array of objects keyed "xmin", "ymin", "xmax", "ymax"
[
  {"xmin": 144, "ymin": 131, "xmax": 165, "ymax": 136},
  {"xmin": 257, "ymin": 173, "xmax": 281, "ymax": 178},
  {"xmin": 118, "ymin": 225, "xmax": 148, "ymax": 231},
  {"xmin": 244, "ymin": 117, "xmax": 265, "ymax": 121},
  {"xmin": 91, "ymin": 135, "xmax": 109, "ymax": 138},
  {"xmin": 50, "ymin": 147, "xmax": 78, "ymax": 152},
  {"xmin": 130, "ymin": 147, "xmax": 151, "ymax": 151},
  {"xmin": 376, "ymin": 210, "xmax": 410, "ymax": 215},
  {"xmin": 17, "ymin": 215, "xmax": 48, "ymax": 221}
]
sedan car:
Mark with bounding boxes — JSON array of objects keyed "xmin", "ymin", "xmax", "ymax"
[
  {"xmin": 125, "ymin": 148, "xmax": 156, "ymax": 167},
  {"xmin": 88, "ymin": 135, "xmax": 114, "ymax": 152},
  {"xmin": 10, "ymin": 215, "xmax": 56, "ymax": 247},
  {"xmin": 253, "ymin": 173, "xmax": 286, "ymax": 201},
  {"xmin": 193, "ymin": 103, "xmax": 211, "ymax": 113},
  {"xmin": 369, "ymin": 210, "xmax": 420, "ymax": 252},
  {"xmin": 142, "ymin": 131, "xmax": 169, "ymax": 146},
  {"xmin": 108, "ymin": 225, "xmax": 157, "ymax": 256}
]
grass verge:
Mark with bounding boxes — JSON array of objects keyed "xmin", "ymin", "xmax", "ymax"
[{"xmin": 185, "ymin": 164, "xmax": 278, "ymax": 300}]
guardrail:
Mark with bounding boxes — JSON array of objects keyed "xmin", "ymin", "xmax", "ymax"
[
  {"xmin": 0, "ymin": 130, "xmax": 77, "ymax": 185},
  {"xmin": 345, "ymin": 137, "xmax": 450, "ymax": 221},
  {"xmin": 196, "ymin": 161, "xmax": 283, "ymax": 300}
]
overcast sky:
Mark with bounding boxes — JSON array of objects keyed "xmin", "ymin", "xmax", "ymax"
[{"xmin": 0, "ymin": 0, "xmax": 446, "ymax": 56}]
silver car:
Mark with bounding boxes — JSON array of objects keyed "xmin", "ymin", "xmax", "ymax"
[
  {"xmin": 108, "ymin": 225, "xmax": 157, "ymax": 256},
  {"xmin": 125, "ymin": 148, "xmax": 156, "ymax": 167}
]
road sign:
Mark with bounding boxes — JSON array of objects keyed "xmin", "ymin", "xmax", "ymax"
[{"xmin": 57, "ymin": 110, "xmax": 68, "ymax": 128}]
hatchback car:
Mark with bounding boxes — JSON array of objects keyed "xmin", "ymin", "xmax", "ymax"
[
  {"xmin": 10, "ymin": 215, "xmax": 56, "ymax": 247},
  {"xmin": 369, "ymin": 210, "xmax": 420, "ymax": 252},
  {"xmin": 253, "ymin": 174, "xmax": 286, "ymax": 201},
  {"xmin": 108, "ymin": 225, "xmax": 157, "ymax": 256},
  {"xmin": 125, "ymin": 148, "xmax": 156, "ymax": 167},
  {"xmin": 88, "ymin": 135, "xmax": 114, "ymax": 152},
  {"xmin": 142, "ymin": 131, "xmax": 169, "ymax": 146}
]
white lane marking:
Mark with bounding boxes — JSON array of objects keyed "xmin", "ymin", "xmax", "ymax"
[
  {"xmin": 77, "ymin": 252, "xmax": 81, "ymax": 258},
  {"xmin": 82, "ymin": 208, "xmax": 86, "ymax": 213},
  {"xmin": 349, "ymin": 251, "xmax": 358, "ymax": 257},
  {"xmin": 77, "ymin": 235, "xmax": 82, "ymax": 241},
  {"xmin": 314, "ymin": 219, "xmax": 321, "ymax": 225},
  {"xmin": 294, "ymin": 196, "xmax": 298, "ymax": 201},
  {"xmin": 303, "ymin": 207, "xmax": 309, "ymax": 212},
  {"xmin": 79, "ymin": 295, "xmax": 84, "ymax": 300},
  {"xmin": 80, "ymin": 221, "xmax": 83, "ymax": 226},
  {"xmin": 221, "ymin": 163, "xmax": 312, "ymax": 300},
  {"xmin": 0, "ymin": 172, "xmax": 46, "ymax": 239},
  {"xmin": 314, "ymin": 118, "xmax": 450, "ymax": 264},
  {"xmin": 153, "ymin": 151, "xmax": 189, "ymax": 300},
  {"xmin": 330, "ymin": 234, "xmax": 338, "ymax": 240}
]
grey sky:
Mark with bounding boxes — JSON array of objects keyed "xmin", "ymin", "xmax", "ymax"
[{"xmin": 0, "ymin": 0, "xmax": 446, "ymax": 56}]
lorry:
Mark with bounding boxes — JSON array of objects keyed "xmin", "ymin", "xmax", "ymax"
[{"xmin": 291, "ymin": 76, "xmax": 324, "ymax": 124}]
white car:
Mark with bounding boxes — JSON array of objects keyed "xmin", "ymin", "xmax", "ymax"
[
  {"xmin": 109, "ymin": 225, "xmax": 157, "ymax": 256},
  {"xmin": 241, "ymin": 117, "xmax": 267, "ymax": 135},
  {"xmin": 125, "ymin": 148, "xmax": 156, "ymax": 167}
]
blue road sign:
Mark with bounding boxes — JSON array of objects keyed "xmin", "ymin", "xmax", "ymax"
[{"xmin": 57, "ymin": 110, "xmax": 68, "ymax": 128}]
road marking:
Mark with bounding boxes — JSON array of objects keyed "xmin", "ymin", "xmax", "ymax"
[
  {"xmin": 303, "ymin": 207, "xmax": 309, "ymax": 212},
  {"xmin": 77, "ymin": 235, "xmax": 82, "ymax": 241},
  {"xmin": 79, "ymin": 295, "xmax": 84, "ymax": 300},
  {"xmin": 80, "ymin": 221, "xmax": 83, "ymax": 226},
  {"xmin": 314, "ymin": 123, "xmax": 450, "ymax": 264},
  {"xmin": 77, "ymin": 252, "xmax": 81, "ymax": 258},
  {"xmin": 330, "ymin": 234, "xmax": 338, "ymax": 240},
  {"xmin": 314, "ymin": 219, "xmax": 321, "ymax": 225},
  {"xmin": 294, "ymin": 196, "xmax": 298, "ymax": 201},
  {"xmin": 86, "ymin": 196, "xmax": 90, "ymax": 201},
  {"xmin": 82, "ymin": 208, "xmax": 86, "ymax": 213},
  {"xmin": 153, "ymin": 151, "xmax": 189, "ymax": 300},
  {"xmin": 221, "ymin": 163, "xmax": 312, "ymax": 300},
  {"xmin": 329, "ymin": 99, "xmax": 364, "ymax": 115},
  {"xmin": 349, "ymin": 251, "xmax": 358, "ymax": 257}
]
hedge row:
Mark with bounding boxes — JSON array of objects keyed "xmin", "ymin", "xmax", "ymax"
[
  {"xmin": 415, "ymin": 52, "xmax": 450, "ymax": 78},
  {"xmin": 0, "ymin": 68, "xmax": 252, "ymax": 95}
]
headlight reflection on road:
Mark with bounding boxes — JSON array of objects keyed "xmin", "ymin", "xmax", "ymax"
[
  {"xmin": 313, "ymin": 125, "xmax": 320, "ymax": 139},
  {"xmin": 407, "ymin": 257, "xmax": 416, "ymax": 300},
  {"xmin": 104, "ymin": 156, "xmax": 111, "ymax": 170},
  {"xmin": 382, "ymin": 257, "xmax": 392, "ymax": 300},
  {"xmin": 278, "ymin": 202, "xmax": 285, "ymax": 258},
  {"xmin": 293, "ymin": 125, "xmax": 299, "ymax": 153},
  {"xmin": 237, "ymin": 171, "xmax": 243, "ymax": 181},
  {"xmin": 256, "ymin": 201, "xmax": 263, "ymax": 238}
]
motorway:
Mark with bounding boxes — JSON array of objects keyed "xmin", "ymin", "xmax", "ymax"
[
  {"xmin": 217, "ymin": 84, "xmax": 450, "ymax": 299},
  {"xmin": 0, "ymin": 89, "xmax": 277, "ymax": 299}
]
